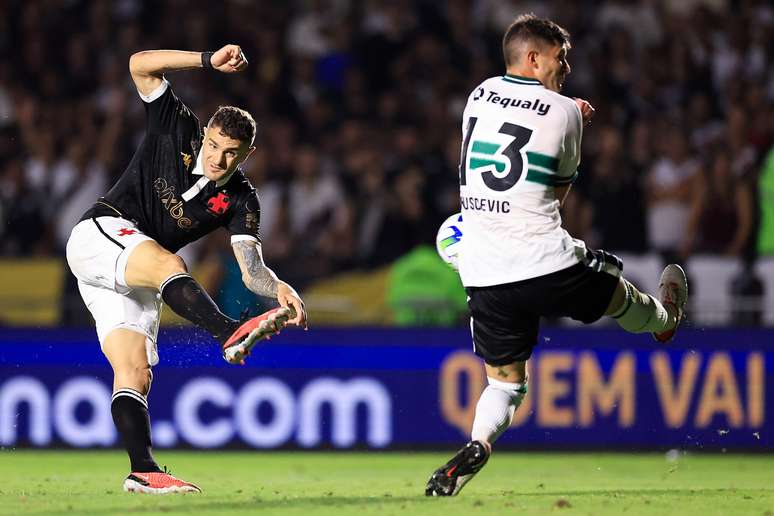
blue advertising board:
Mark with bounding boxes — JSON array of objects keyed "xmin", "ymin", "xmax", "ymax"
[{"xmin": 0, "ymin": 327, "xmax": 771, "ymax": 450}]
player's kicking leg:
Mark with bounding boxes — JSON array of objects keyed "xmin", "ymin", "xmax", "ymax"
[
  {"xmin": 607, "ymin": 264, "xmax": 688, "ymax": 341},
  {"xmin": 103, "ymin": 328, "xmax": 201, "ymax": 494},
  {"xmin": 426, "ymin": 362, "xmax": 527, "ymax": 496},
  {"xmin": 124, "ymin": 240, "xmax": 287, "ymax": 364}
]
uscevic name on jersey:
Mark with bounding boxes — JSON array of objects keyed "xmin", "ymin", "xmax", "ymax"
[
  {"xmin": 473, "ymin": 88, "xmax": 551, "ymax": 116},
  {"xmin": 461, "ymin": 195, "xmax": 511, "ymax": 214}
]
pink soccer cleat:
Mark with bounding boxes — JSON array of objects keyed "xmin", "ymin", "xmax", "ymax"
[
  {"xmin": 123, "ymin": 470, "xmax": 201, "ymax": 494},
  {"xmin": 222, "ymin": 306, "xmax": 295, "ymax": 364}
]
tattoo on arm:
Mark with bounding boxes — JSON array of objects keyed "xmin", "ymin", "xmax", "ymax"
[{"xmin": 232, "ymin": 241, "xmax": 279, "ymax": 297}]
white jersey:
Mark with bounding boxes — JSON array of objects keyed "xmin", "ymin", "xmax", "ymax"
[{"xmin": 457, "ymin": 74, "xmax": 585, "ymax": 287}]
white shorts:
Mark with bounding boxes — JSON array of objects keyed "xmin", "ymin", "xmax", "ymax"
[{"xmin": 66, "ymin": 216, "xmax": 161, "ymax": 366}]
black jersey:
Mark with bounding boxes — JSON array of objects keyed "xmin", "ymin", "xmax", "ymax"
[{"xmin": 81, "ymin": 80, "xmax": 260, "ymax": 253}]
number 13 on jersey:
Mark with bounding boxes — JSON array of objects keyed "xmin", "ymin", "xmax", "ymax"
[{"xmin": 459, "ymin": 117, "xmax": 571, "ymax": 191}]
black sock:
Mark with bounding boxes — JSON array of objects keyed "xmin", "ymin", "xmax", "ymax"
[
  {"xmin": 160, "ymin": 273, "xmax": 238, "ymax": 342},
  {"xmin": 111, "ymin": 389, "xmax": 161, "ymax": 473}
]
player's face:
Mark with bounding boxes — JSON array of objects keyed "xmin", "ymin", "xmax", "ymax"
[
  {"xmin": 536, "ymin": 44, "xmax": 570, "ymax": 92},
  {"xmin": 202, "ymin": 125, "xmax": 254, "ymax": 181}
]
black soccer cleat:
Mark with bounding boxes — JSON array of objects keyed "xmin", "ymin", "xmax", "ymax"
[{"xmin": 425, "ymin": 440, "xmax": 490, "ymax": 496}]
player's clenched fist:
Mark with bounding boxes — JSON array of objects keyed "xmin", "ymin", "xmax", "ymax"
[
  {"xmin": 211, "ymin": 44, "xmax": 248, "ymax": 73},
  {"xmin": 574, "ymin": 98, "xmax": 595, "ymax": 125}
]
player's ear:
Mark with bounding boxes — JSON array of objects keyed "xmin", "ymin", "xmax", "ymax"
[
  {"xmin": 527, "ymin": 49, "xmax": 540, "ymax": 69},
  {"xmin": 241, "ymin": 146, "xmax": 256, "ymax": 162}
]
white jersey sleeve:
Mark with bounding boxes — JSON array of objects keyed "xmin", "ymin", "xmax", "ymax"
[
  {"xmin": 457, "ymin": 75, "xmax": 587, "ymax": 287},
  {"xmin": 557, "ymin": 99, "xmax": 583, "ymax": 181}
]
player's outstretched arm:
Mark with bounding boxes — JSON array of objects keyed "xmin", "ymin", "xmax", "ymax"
[
  {"xmin": 129, "ymin": 44, "xmax": 248, "ymax": 97},
  {"xmin": 232, "ymin": 240, "xmax": 308, "ymax": 329},
  {"xmin": 573, "ymin": 98, "xmax": 595, "ymax": 125}
]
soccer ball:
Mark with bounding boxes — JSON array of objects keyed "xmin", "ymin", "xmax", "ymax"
[{"xmin": 435, "ymin": 212, "xmax": 463, "ymax": 271}]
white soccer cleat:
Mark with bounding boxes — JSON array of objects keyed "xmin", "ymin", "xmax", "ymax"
[{"xmin": 652, "ymin": 264, "xmax": 688, "ymax": 343}]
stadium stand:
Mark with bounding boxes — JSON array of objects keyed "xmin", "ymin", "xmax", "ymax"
[{"xmin": 0, "ymin": 0, "xmax": 771, "ymax": 326}]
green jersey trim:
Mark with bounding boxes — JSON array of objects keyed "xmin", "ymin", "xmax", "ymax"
[
  {"xmin": 526, "ymin": 169, "xmax": 578, "ymax": 186},
  {"xmin": 471, "ymin": 141, "xmax": 500, "ymax": 154},
  {"xmin": 526, "ymin": 151, "xmax": 559, "ymax": 171},
  {"xmin": 502, "ymin": 74, "xmax": 543, "ymax": 86}
]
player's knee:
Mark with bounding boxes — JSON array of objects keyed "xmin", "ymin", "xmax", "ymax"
[
  {"xmin": 484, "ymin": 361, "xmax": 527, "ymax": 383},
  {"xmin": 157, "ymin": 253, "xmax": 188, "ymax": 280},
  {"xmin": 486, "ymin": 376, "xmax": 528, "ymax": 405},
  {"xmin": 117, "ymin": 364, "xmax": 153, "ymax": 395},
  {"xmin": 131, "ymin": 365, "xmax": 153, "ymax": 395}
]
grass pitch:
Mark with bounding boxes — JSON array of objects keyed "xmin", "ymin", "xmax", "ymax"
[{"xmin": 0, "ymin": 450, "xmax": 772, "ymax": 515}]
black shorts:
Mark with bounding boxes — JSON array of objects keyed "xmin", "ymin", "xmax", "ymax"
[{"xmin": 466, "ymin": 249, "xmax": 622, "ymax": 366}]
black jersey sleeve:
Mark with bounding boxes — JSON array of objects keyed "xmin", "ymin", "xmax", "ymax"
[
  {"xmin": 227, "ymin": 190, "xmax": 262, "ymax": 243},
  {"xmin": 142, "ymin": 80, "xmax": 191, "ymax": 134}
]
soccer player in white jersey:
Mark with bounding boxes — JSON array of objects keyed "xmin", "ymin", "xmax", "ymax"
[{"xmin": 425, "ymin": 14, "xmax": 688, "ymax": 496}]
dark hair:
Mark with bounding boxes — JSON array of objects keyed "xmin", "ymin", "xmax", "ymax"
[
  {"xmin": 502, "ymin": 14, "xmax": 571, "ymax": 67},
  {"xmin": 208, "ymin": 106, "xmax": 257, "ymax": 145}
]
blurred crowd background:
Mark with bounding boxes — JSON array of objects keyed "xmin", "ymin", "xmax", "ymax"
[{"xmin": 0, "ymin": 0, "xmax": 772, "ymax": 326}]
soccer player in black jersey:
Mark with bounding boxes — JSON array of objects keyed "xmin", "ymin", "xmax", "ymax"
[{"xmin": 66, "ymin": 44, "xmax": 307, "ymax": 494}]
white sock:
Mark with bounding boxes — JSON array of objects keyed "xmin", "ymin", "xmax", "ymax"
[
  {"xmin": 470, "ymin": 377, "xmax": 527, "ymax": 445},
  {"xmin": 611, "ymin": 279, "xmax": 675, "ymax": 333}
]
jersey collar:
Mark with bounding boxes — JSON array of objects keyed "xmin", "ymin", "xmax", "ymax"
[
  {"xmin": 181, "ymin": 149, "xmax": 234, "ymax": 202},
  {"xmin": 502, "ymin": 74, "xmax": 543, "ymax": 86}
]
